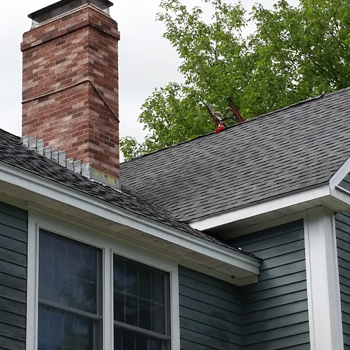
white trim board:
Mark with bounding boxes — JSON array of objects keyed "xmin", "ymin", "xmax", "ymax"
[
  {"xmin": 191, "ymin": 165, "xmax": 350, "ymax": 233},
  {"xmin": 304, "ymin": 207, "xmax": 344, "ymax": 350},
  {"xmin": 190, "ymin": 185, "xmax": 330, "ymax": 231},
  {"xmin": 329, "ymin": 156, "xmax": 350, "ymax": 193},
  {"xmin": 0, "ymin": 162, "xmax": 260, "ymax": 283}
]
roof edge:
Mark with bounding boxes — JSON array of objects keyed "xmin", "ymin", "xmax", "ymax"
[
  {"xmin": 0, "ymin": 160, "xmax": 260, "ymax": 283},
  {"xmin": 329, "ymin": 155, "xmax": 350, "ymax": 192},
  {"xmin": 122, "ymin": 87, "xmax": 350, "ymax": 165},
  {"xmin": 190, "ymin": 184, "xmax": 332, "ymax": 231}
]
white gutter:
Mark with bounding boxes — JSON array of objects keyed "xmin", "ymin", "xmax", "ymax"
[
  {"xmin": 191, "ymin": 156, "xmax": 350, "ymax": 232},
  {"xmin": 0, "ymin": 162, "xmax": 260, "ymax": 275},
  {"xmin": 190, "ymin": 185, "xmax": 331, "ymax": 231}
]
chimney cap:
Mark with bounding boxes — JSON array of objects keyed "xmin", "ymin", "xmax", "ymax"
[{"xmin": 29, "ymin": 0, "xmax": 113, "ymax": 24}]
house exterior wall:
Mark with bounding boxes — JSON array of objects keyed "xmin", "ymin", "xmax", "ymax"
[
  {"xmin": 178, "ymin": 266, "xmax": 242, "ymax": 350},
  {"xmin": 0, "ymin": 201, "xmax": 28, "ymax": 350},
  {"xmin": 0, "ymin": 198, "xmax": 313, "ymax": 350},
  {"xmin": 230, "ymin": 220, "xmax": 310, "ymax": 350},
  {"xmin": 336, "ymin": 210, "xmax": 350, "ymax": 349}
]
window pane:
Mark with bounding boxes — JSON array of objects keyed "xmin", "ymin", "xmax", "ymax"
[
  {"xmin": 39, "ymin": 230, "xmax": 100, "ymax": 314},
  {"xmin": 113, "ymin": 255, "xmax": 169, "ymax": 336},
  {"xmin": 139, "ymin": 299, "xmax": 152, "ymax": 331},
  {"xmin": 114, "ymin": 326, "xmax": 163, "ymax": 350},
  {"xmin": 152, "ymin": 302, "xmax": 165, "ymax": 334},
  {"xmin": 125, "ymin": 295, "xmax": 138, "ymax": 326},
  {"xmin": 38, "ymin": 305, "xmax": 97, "ymax": 350},
  {"xmin": 139, "ymin": 267, "xmax": 151, "ymax": 300},
  {"xmin": 114, "ymin": 290, "xmax": 124, "ymax": 323},
  {"xmin": 125, "ymin": 263, "xmax": 138, "ymax": 296}
]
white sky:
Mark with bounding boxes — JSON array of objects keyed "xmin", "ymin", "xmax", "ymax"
[{"xmin": 0, "ymin": 0, "xmax": 298, "ymax": 145}]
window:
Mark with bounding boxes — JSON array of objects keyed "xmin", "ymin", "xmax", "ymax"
[
  {"xmin": 36, "ymin": 228, "xmax": 171, "ymax": 350},
  {"xmin": 113, "ymin": 256, "xmax": 170, "ymax": 350},
  {"xmin": 38, "ymin": 230, "xmax": 102, "ymax": 350}
]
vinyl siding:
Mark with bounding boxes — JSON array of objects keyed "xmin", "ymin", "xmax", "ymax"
[
  {"xmin": 336, "ymin": 210, "xmax": 350, "ymax": 349},
  {"xmin": 230, "ymin": 220, "xmax": 310, "ymax": 350},
  {"xmin": 0, "ymin": 201, "xmax": 28, "ymax": 350},
  {"xmin": 178, "ymin": 266, "xmax": 242, "ymax": 350}
]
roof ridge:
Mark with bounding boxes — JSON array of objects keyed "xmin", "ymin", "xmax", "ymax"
[{"xmin": 121, "ymin": 86, "xmax": 350, "ymax": 165}]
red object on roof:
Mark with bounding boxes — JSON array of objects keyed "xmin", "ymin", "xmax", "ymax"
[{"xmin": 215, "ymin": 122, "xmax": 226, "ymax": 132}]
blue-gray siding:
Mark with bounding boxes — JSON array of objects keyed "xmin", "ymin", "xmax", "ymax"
[
  {"xmin": 179, "ymin": 266, "xmax": 242, "ymax": 349},
  {"xmin": 230, "ymin": 220, "xmax": 310, "ymax": 350},
  {"xmin": 336, "ymin": 210, "xmax": 350, "ymax": 349},
  {"xmin": 0, "ymin": 201, "xmax": 28, "ymax": 350},
  {"xmin": 339, "ymin": 173, "xmax": 350, "ymax": 192}
]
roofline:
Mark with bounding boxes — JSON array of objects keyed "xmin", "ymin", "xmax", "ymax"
[
  {"xmin": 190, "ymin": 185, "xmax": 331, "ymax": 231},
  {"xmin": 190, "ymin": 156, "xmax": 350, "ymax": 233},
  {"xmin": 121, "ymin": 90, "xmax": 339, "ymax": 165},
  {"xmin": 0, "ymin": 161, "xmax": 260, "ymax": 284},
  {"xmin": 329, "ymin": 155, "xmax": 350, "ymax": 192}
]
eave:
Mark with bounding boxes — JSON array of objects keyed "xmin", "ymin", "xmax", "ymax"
[
  {"xmin": 0, "ymin": 161, "xmax": 260, "ymax": 286},
  {"xmin": 190, "ymin": 157, "xmax": 350, "ymax": 239}
]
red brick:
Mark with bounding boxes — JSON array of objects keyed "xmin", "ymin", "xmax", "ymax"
[{"xmin": 22, "ymin": 6, "xmax": 120, "ymax": 178}]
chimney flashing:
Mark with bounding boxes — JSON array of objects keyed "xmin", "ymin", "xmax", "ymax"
[
  {"xmin": 23, "ymin": 136, "xmax": 120, "ymax": 189},
  {"xmin": 29, "ymin": 0, "xmax": 113, "ymax": 27}
]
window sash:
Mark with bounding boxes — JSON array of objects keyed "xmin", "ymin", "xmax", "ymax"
[
  {"xmin": 113, "ymin": 320, "xmax": 171, "ymax": 341},
  {"xmin": 113, "ymin": 254, "xmax": 171, "ymax": 350},
  {"xmin": 26, "ymin": 213, "xmax": 180, "ymax": 350},
  {"xmin": 38, "ymin": 229, "xmax": 103, "ymax": 350}
]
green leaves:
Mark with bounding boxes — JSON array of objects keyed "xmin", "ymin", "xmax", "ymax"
[{"xmin": 121, "ymin": 0, "xmax": 350, "ymax": 161}]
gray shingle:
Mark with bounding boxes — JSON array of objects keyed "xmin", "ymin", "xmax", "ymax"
[
  {"xmin": 0, "ymin": 129, "xmax": 249, "ymax": 255},
  {"xmin": 120, "ymin": 87, "xmax": 350, "ymax": 222}
]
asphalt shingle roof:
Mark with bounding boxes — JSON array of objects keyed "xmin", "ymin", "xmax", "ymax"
[
  {"xmin": 120, "ymin": 87, "xmax": 350, "ymax": 223},
  {"xmin": 0, "ymin": 129, "xmax": 245, "ymax": 253}
]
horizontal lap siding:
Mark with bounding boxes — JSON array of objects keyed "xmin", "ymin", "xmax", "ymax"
[
  {"xmin": 336, "ymin": 210, "xmax": 350, "ymax": 350},
  {"xmin": 179, "ymin": 266, "xmax": 242, "ymax": 350},
  {"xmin": 0, "ymin": 201, "xmax": 28, "ymax": 350},
  {"xmin": 230, "ymin": 220, "xmax": 310, "ymax": 350}
]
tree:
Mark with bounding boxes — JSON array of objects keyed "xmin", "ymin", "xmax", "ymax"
[{"xmin": 121, "ymin": 0, "xmax": 350, "ymax": 160}]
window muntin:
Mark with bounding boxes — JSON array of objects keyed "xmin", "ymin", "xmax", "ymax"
[
  {"xmin": 38, "ymin": 229, "xmax": 102, "ymax": 350},
  {"xmin": 113, "ymin": 255, "xmax": 171, "ymax": 350},
  {"xmin": 36, "ymin": 228, "xmax": 172, "ymax": 350}
]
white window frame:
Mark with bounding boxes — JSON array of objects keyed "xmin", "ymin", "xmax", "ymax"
[{"xmin": 26, "ymin": 210, "xmax": 180, "ymax": 350}]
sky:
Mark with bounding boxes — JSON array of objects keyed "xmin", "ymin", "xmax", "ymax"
[{"xmin": 0, "ymin": 0, "xmax": 298, "ymax": 148}]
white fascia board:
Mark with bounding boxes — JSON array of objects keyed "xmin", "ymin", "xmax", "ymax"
[
  {"xmin": 190, "ymin": 185, "xmax": 331, "ymax": 231},
  {"xmin": 332, "ymin": 186, "xmax": 350, "ymax": 207},
  {"xmin": 329, "ymin": 155, "xmax": 350, "ymax": 192},
  {"xmin": 0, "ymin": 162, "xmax": 260, "ymax": 275}
]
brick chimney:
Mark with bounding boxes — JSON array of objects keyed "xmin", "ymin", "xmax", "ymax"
[{"xmin": 21, "ymin": 0, "xmax": 120, "ymax": 187}]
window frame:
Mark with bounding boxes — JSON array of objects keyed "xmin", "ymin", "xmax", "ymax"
[
  {"xmin": 112, "ymin": 254, "xmax": 172, "ymax": 349},
  {"xmin": 26, "ymin": 210, "xmax": 180, "ymax": 350}
]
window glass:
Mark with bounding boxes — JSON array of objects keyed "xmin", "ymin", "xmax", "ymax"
[
  {"xmin": 113, "ymin": 255, "xmax": 170, "ymax": 349},
  {"xmin": 38, "ymin": 230, "xmax": 102, "ymax": 350},
  {"xmin": 114, "ymin": 327, "xmax": 163, "ymax": 350},
  {"xmin": 37, "ymin": 229, "xmax": 172, "ymax": 350},
  {"xmin": 38, "ymin": 305, "xmax": 94, "ymax": 350}
]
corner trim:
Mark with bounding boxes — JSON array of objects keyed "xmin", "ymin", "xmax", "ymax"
[{"xmin": 304, "ymin": 207, "xmax": 344, "ymax": 350}]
